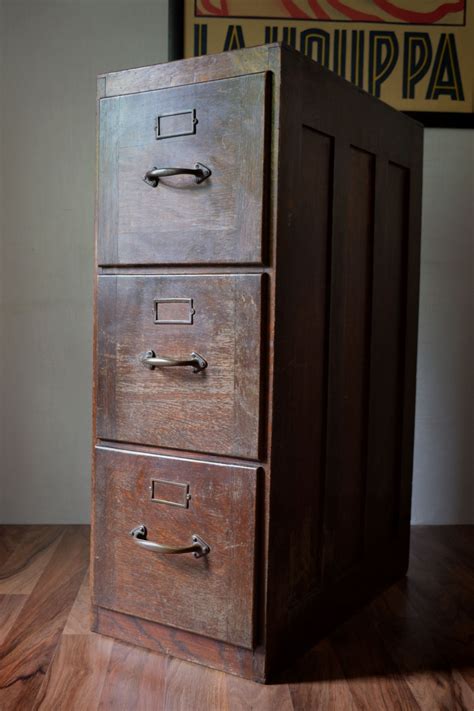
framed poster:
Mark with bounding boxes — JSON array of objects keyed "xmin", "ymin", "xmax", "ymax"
[{"xmin": 168, "ymin": 0, "xmax": 474, "ymax": 127}]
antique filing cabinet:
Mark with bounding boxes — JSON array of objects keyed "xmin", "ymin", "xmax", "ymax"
[{"xmin": 92, "ymin": 44, "xmax": 423, "ymax": 682}]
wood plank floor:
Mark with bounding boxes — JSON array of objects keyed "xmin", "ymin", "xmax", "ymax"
[{"xmin": 0, "ymin": 526, "xmax": 472, "ymax": 710}]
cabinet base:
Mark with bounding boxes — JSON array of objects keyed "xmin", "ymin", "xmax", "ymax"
[{"xmin": 92, "ymin": 606, "xmax": 267, "ymax": 683}]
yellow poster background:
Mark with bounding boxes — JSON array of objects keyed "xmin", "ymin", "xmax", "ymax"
[{"xmin": 184, "ymin": 0, "xmax": 473, "ymax": 114}]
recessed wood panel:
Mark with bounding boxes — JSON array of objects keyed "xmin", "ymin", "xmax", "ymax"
[
  {"xmin": 286, "ymin": 125, "xmax": 333, "ymax": 605},
  {"xmin": 366, "ymin": 161, "xmax": 409, "ymax": 541},
  {"xmin": 92, "ymin": 447, "xmax": 258, "ymax": 649},
  {"xmin": 334, "ymin": 146, "xmax": 375, "ymax": 574},
  {"xmin": 98, "ymin": 73, "xmax": 268, "ymax": 265},
  {"xmin": 96, "ymin": 274, "xmax": 263, "ymax": 459}
]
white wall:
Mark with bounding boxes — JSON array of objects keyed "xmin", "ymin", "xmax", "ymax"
[
  {"xmin": 0, "ymin": 0, "xmax": 168, "ymax": 523},
  {"xmin": 411, "ymin": 129, "xmax": 474, "ymax": 524},
  {"xmin": 0, "ymin": 0, "xmax": 4, "ymax": 520},
  {"xmin": 0, "ymin": 4, "xmax": 472, "ymax": 523}
]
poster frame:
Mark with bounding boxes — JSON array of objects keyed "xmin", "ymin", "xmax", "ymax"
[{"xmin": 168, "ymin": 0, "xmax": 473, "ymax": 128}]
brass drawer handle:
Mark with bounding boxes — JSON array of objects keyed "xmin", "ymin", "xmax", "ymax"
[
  {"xmin": 141, "ymin": 350, "xmax": 207, "ymax": 373},
  {"xmin": 143, "ymin": 162, "xmax": 211, "ymax": 187},
  {"xmin": 130, "ymin": 525, "xmax": 210, "ymax": 559}
]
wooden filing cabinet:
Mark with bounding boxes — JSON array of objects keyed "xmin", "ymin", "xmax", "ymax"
[{"xmin": 91, "ymin": 43, "xmax": 423, "ymax": 682}]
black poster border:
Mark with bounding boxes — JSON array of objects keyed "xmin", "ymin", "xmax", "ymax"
[{"xmin": 168, "ymin": 0, "xmax": 473, "ymax": 128}]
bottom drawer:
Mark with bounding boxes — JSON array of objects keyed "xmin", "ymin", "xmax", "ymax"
[{"xmin": 92, "ymin": 447, "xmax": 259, "ymax": 649}]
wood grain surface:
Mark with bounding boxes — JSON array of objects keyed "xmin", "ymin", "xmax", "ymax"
[
  {"xmin": 96, "ymin": 274, "xmax": 264, "ymax": 459},
  {"xmin": 92, "ymin": 447, "xmax": 259, "ymax": 648},
  {"xmin": 0, "ymin": 525, "xmax": 472, "ymax": 709},
  {"xmin": 98, "ymin": 73, "xmax": 268, "ymax": 266},
  {"xmin": 262, "ymin": 45, "xmax": 423, "ymax": 674},
  {"xmin": 93, "ymin": 42, "xmax": 424, "ymax": 681}
]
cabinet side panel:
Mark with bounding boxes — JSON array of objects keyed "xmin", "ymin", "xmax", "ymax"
[
  {"xmin": 267, "ymin": 62, "xmax": 334, "ymax": 656},
  {"xmin": 266, "ymin": 48, "xmax": 423, "ymax": 674}
]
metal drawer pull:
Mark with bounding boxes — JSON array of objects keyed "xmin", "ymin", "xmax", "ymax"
[
  {"xmin": 143, "ymin": 162, "xmax": 211, "ymax": 187},
  {"xmin": 130, "ymin": 525, "xmax": 210, "ymax": 558},
  {"xmin": 141, "ymin": 350, "xmax": 207, "ymax": 373}
]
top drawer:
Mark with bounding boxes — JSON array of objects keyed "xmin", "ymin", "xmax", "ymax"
[{"xmin": 98, "ymin": 73, "xmax": 268, "ymax": 266}]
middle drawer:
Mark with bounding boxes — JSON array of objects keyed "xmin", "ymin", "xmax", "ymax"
[{"xmin": 97, "ymin": 274, "xmax": 263, "ymax": 459}]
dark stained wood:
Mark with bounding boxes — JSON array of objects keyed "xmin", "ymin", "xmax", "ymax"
[
  {"xmin": 63, "ymin": 571, "xmax": 90, "ymax": 636},
  {"xmin": 97, "ymin": 638, "xmax": 168, "ymax": 710},
  {"xmin": 101, "ymin": 44, "xmax": 279, "ymax": 98},
  {"xmin": 96, "ymin": 274, "xmax": 263, "ymax": 459},
  {"xmin": 98, "ymin": 73, "xmax": 268, "ymax": 266},
  {"xmin": 93, "ymin": 43, "xmax": 424, "ymax": 682},
  {"xmin": 0, "ymin": 525, "xmax": 65, "ymax": 594},
  {"xmin": 0, "ymin": 527, "xmax": 89, "ymax": 710},
  {"xmin": 0, "ymin": 596, "xmax": 27, "ymax": 646},
  {"xmin": 93, "ymin": 447, "xmax": 259, "ymax": 649},
  {"xmin": 0, "ymin": 526, "xmax": 472, "ymax": 709},
  {"xmin": 365, "ymin": 161, "xmax": 411, "ymax": 545},
  {"xmin": 330, "ymin": 609, "xmax": 422, "ymax": 710},
  {"xmin": 333, "ymin": 146, "xmax": 374, "ymax": 576},
  {"xmin": 94, "ymin": 606, "xmax": 265, "ymax": 683},
  {"xmin": 271, "ymin": 120, "xmax": 334, "ymax": 619},
  {"xmin": 34, "ymin": 634, "xmax": 114, "ymax": 711},
  {"xmin": 261, "ymin": 45, "xmax": 423, "ymax": 677},
  {"xmin": 286, "ymin": 639, "xmax": 355, "ymax": 710}
]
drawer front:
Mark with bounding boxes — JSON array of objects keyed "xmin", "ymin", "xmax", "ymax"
[
  {"xmin": 98, "ymin": 73, "xmax": 267, "ymax": 265},
  {"xmin": 93, "ymin": 447, "xmax": 258, "ymax": 648},
  {"xmin": 97, "ymin": 274, "xmax": 263, "ymax": 459}
]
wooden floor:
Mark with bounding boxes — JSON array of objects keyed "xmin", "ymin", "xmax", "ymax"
[{"xmin": 0, "ymin": 526, "xmax": 472, "ymax": 710}]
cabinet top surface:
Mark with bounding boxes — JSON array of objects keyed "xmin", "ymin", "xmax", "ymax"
[
  {"xmin": 97, "ymin": 42, "xmax": 422, "ymax": 132},
  {"xmin": 99, "ymin": 42, "xmax": 281, "ymax": 83}
]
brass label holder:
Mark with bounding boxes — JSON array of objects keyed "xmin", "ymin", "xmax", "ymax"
[
  {"xmin": 154, "ymin": 297, "xmax": 195, "ymax": 325},
  {"xmin": 150, "ymin": 479, "xmax": 191, "ymax": 509},
  {"xmin": 155, "ymin": 108, "xmax": 197, "ymax": 140}
]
